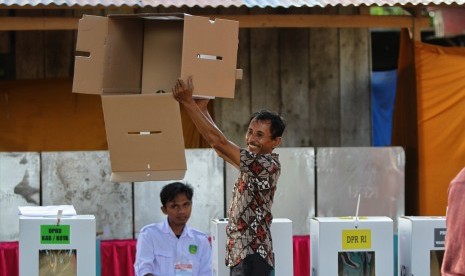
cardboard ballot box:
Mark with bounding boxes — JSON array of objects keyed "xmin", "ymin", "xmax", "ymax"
[
  {"xmin": 210, "ymin": 218, "xmax": 293, "ymax": 276},
  {"xmin": 72, "ymin": 13, "xmax": 240, "ymax": 182},
  {"xmin": 19, "ymin": 215, "xmax": 96, "ymax": 276},
  {"xmin": 398, "ymin": 216, "xmax": 446, "ymax": 276},
  {"xmin": 101, "ymin": 93, "xmax": 186, "ymax": 182},
  {"xmin": 311, "ymin": 216, "xmax": 393, "ymax": 276},
  {"xmin": 73, "ymin": 13, "xmax": 240, "ymax": 98}
]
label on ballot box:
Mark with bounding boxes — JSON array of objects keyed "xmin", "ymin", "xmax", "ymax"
[
  {"xmin": 40, "ymin": 225, "xmax": 70, "ymax": 244},
  {"xmin": 342, "ymin": 229, "xmax": 371, "ymax": 250}
]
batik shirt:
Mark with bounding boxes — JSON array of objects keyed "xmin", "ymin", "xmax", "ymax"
[{"xmin": 225, "ymin": 149, "xmax": 281, "ymax": 268}]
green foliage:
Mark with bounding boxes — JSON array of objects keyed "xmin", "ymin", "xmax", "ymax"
[{"xmin": 370, "ymin": 6, "xmax": 407, "ymax": 15}]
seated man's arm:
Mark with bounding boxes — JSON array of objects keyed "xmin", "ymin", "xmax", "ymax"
[
  {"xmin": 198, "ymin": 235, "xmax": 213, "ymax": 276},
  {"xmin": 134, "ymin": 231, "xmax": 156, "ymax": 276}
]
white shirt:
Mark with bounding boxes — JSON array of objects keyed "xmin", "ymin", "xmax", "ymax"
[{"xmin": 134, "ymin": 218, "xmax": 212, "ymax": 276}]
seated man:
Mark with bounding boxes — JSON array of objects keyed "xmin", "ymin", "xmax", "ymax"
[{"xmin": 134, "ymin": 182, "xmax": 212, "ymax": 276}]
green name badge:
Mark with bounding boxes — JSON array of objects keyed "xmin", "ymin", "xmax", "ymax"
[{"xmin": 40, "ymin": 225, "xmax": 70, "ymax": 244}]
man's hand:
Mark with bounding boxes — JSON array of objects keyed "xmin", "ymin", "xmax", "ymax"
[{"xmin": 172, "ymin": 76, "xmax": 194, "ymax": 105}]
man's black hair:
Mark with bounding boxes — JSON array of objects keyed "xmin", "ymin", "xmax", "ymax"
[
  {"xmin": 249, "ymin": 109, "xmax": 286, "ymax": 139},
  {"xmin": 160, "ymin": 182, "xmax": 194, "ymax": 207}
]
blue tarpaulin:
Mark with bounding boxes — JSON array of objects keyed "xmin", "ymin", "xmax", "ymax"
[{"xmin": 372, "ymin": 70, "xmax": 398, "ymax": 146}]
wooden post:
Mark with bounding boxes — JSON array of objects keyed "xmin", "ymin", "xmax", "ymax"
[{"xmin": 412, "ymin": 6, "xmax": 425, "ymax": 41}]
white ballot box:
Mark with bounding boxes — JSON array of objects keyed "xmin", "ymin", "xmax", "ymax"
[
  {"xmin": 311, "ymin": 216, "xmax": 393, "ymax": 276},
  {"xmin": 19, "ymin": 215, "xmax": 96, "ymax": 276},
  {"xmin": 211, "ymin": 218, "xmax": 293, "ymax": 276},
  {"xmin": 398, "ymin": 216, "xmax": 446, "ymax": 276}
]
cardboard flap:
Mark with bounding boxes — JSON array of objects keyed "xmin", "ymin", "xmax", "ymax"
[
  {"xmin": 141, "ymin": 20, "xmax": 183, "ymax": 94},
  {"xmin": 103, "ymin": 18, "xmax": 144, "ymax": 94},
  {"xmin": 101, "ymin": 93, "xmax": 186, "ymax": 182},
  {"xmin": 72, "ymin": 15, "xmax": 108, "ymax": 95},
  {"xmin": 181, "ymin": 15, "xmax": 239, "ymax": 99}
]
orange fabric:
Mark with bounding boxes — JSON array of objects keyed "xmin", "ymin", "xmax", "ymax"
[
  {"xmin": 415, "ymin": 42, "xmax": 465, "ymax": 215},
  {"xmin": 391, "ymin": 29, "xmax": 419, "ymax": 215}
]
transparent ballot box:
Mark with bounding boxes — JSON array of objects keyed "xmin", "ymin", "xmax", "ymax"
[
  {"xmin": 211, "ymin": 218, "xmax": 293, "ymax": 276},
  {"xmin": 311, "ymin": 216, "xmax": 393, "ymax": 276},
  {"xmin": 398, "ymin": 216, "xmax": 446, "ymax": 276},
  {"xmin": 19, "ymin": 215, "xmax": 96, "ymax": 276}
]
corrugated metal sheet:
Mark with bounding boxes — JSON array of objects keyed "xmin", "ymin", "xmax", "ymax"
[{"xmin": 1, "ymin": 0, "xmax": 464, "ymax": 8}]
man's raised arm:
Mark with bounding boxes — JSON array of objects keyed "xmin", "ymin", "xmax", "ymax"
[{"xmin": 172, "ymin": 76, "xmax": 240, "ymax": 168}]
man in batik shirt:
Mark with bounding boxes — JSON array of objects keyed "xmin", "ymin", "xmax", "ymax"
[{"xmin": 172, "ymin": 76, "xmax": 286, "ymax": 276}]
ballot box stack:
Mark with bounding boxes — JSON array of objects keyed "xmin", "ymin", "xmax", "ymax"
[{"xmin": 72, "ymin": 13, "xmax": 241, "ymax": 182}]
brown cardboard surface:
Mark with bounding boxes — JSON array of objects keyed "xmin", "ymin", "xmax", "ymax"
[
  {"xmin": 103, "ymin": 17, "xmax": 143, "ymax": 94},
  {"xmin": 141, "ymin": 20, "xmax": 183, "ymax": 94},
  {"xmin": 73, "ymin": 15, "xmax": 143, "ymax": 95},
  {"xmin": 72, "ymin": 13, "xmax": 240, "ymax": 182},
  {"xmin": 101, "ymin": 93, "xmax": 186, "ymax": 182},
  {"xmin": 181, "ymin": 15, "xmax": 239, "ymax": 98},
  {"xmin": 73, "ymin": 13, "xmax": 240, "ymax": 98},
  {"xmin": 73, "ymin": 15, "xmax": 108, "ymax": 95}
]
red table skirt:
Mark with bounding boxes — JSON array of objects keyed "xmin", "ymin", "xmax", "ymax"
[
  {"xmin": 0, "ymin": 242, "xmax": 19, "ymax": 276},
  {"xmin": 0, "ymin": 236, "xmax": 310, "ymax": 276}
]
